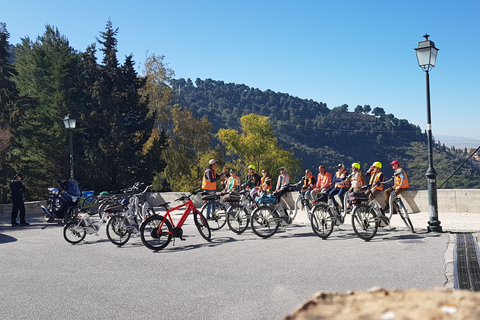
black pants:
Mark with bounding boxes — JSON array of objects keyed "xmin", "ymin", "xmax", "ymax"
[{"xmin": 11, "ymin": 200, "xmax": 26, "ymax": 223}]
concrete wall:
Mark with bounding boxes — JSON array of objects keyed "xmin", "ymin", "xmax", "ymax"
[{"xmin": 1, "ymin": 189, "xmax": 479, "ymax": 219}]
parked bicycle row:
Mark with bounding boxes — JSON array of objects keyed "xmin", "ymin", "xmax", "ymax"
[{"xmin": 39, "ymin": 176, "xmax": 414, "ymax": 251}]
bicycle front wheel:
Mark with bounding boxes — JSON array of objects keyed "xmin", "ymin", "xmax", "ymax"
[
  {"xmin": 140, "ymin": 215, "xmax": 173, "ymax": 251},
  {"xmin": 194, "ymin": 211, "xmax": 211, "ymax": 241},
  {"xmin": 200, "ymin": 201, "xmax": 227, "ymax": 231},
  {"xmin": 310, "ymin": 204, "xmax": 335, "ymax": 239},
  {"xmin": 63, "ymin": 220, "xmax": 86, "ymax": 244},
  {"xmin": 227, "ymin": 203, "xmax": 250, "ymax": 234},
  {"xmin": 397, "ymin": 201, "xmax": 415, "ymax": 233},
  {"xmin": 351, "ymin": 205, "xmax": 378, "ymax": 241},
  {"xmin": 250, "ymin": 205, "xmax": 280, "ymax": 239},
  {"xmin": 106, "ymin": 215, "xmax": 132, "ymax": 246}
]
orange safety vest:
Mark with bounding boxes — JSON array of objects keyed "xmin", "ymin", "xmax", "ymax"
[
  {"xmin": 335, "ymin": 170, "xmax": 350, "ymax": 188},
  {"xmin": 226, "ymin": 176, "xmax": 240, "ymax": 190},
  {"xmin": 261, "ymin": 176, "xmax": 271, "ymax": 191},
  {"xmin": 369, "ymin": 171, "xmax": 384, "ymax": 191},
  {"xmin": 202, "ymin": 169, "xmax": 217, "ymax": 191},
  {"xmin": 317, "ymin": 172, "xmax": 332, "ymax": 189},
  {"xmin": 350, "ymin": 171, "xmax": 365, "ymax": 188},
  {"xmin": 303, "ymin": 175, "xmax": 315, "ymax": 188},
  {"xmin": 394, "ymin": 168, "xmax": 409, "ymax": 189}
]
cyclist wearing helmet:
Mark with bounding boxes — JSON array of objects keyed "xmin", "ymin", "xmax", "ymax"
[
  {"xmin": 365, "ymin": 162, "xmax": 384, "ymax": 200},
  {"xmin": 245, "ymin": 164, "xmax": 261, "ymax": 198},
  {"xmin": 329, "ymin": 164, "xmax": 350, "ymax": 209},
  {"xmin": 384, "ymin": 160, "xmax": 409, "ymax": 212},
  {"xmin": 349, "ymin": 163, "xmax": 366, "ymax": 193}
]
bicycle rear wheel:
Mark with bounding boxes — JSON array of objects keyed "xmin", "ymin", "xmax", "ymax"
[
  {"xmin": 106, "ymin": 215, "xmax": 132, "ymax": 246},
  {"xmin": 351, "ymin": 205, "xmax": 378, "ymax": 241},
  {"xmin": 250, "ymin": 205, "xmax": 280, "ymax": 239},
  {"xmin": 63, "ymin": 220, "xmax": 86, "ymax": 244},
  {"xmin": 140, "ymin": 215, "xmax": 173, "ymax": 250},
  {"xmin": 194, "ymin": 211, "xmax": 211, "ymax": 241},
  {"xmin": 310, "ymin": 204, "xmax": 334, "ymax": 239},
  {"xmin": 227, "ymin": 203, "xmax": 250, "ymax": 234},
  {"xmin": 397, "ymin": 201, "xmax": 415, "ymax": 233},
  {"xmin": 200, "ymin": 201, "xmax": 227, "ymax": 231}
]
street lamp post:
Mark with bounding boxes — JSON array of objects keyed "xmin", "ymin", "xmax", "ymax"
[
  {"xmin": 415, "ymin": 34, "xmax": 442, "ymax": 232},
  {"xmin": 63, "ymin": 114, "xmax": 76, "ymax": 180}
]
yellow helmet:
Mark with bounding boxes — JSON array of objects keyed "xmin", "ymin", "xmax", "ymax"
[
  {"xmin": 352, "ymin": 163, "xmax": 360, "ymax": 170},
  {"xmin": 248, "ymin": 165, "xmax": 256, "ymax": 170},
  {"xmin": 372, "ymin": 161, "xmax": 382, "ymax": 169}
]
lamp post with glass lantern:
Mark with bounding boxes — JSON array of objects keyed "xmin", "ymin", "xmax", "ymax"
[
  {"xmin": 415, "ymin": 34, "xmax": 442, "ymax": 232},
  {"xmin": 63, "ymin": 114, "xmax": 76, "ymax": 180}
]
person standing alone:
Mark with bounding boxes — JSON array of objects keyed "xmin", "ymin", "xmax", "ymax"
[{"xmin": 10, "ymin": 173, "xmax": 29, "ymax": 226}]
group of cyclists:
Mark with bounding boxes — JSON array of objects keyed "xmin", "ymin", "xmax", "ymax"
[{"xmin": 201, "ymin": 158, "xmax": 409, "ymax": 219}]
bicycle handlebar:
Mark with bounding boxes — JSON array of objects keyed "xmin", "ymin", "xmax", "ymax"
[{"xmin": 175, "ymin": 188, "xmax": 202, "ymax": 202}]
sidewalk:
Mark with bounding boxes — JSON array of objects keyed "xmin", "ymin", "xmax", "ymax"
[{"xmin": 292, "ymin": 209, "xmax": 480, "ymax": 233}]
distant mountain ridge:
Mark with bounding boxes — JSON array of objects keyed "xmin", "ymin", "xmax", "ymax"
[{"xmin": 435, "ymin": 135, "xmax": 480, "ymax": 149}]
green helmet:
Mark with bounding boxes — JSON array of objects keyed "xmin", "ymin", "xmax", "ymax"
[
  {"xmin": 248, "ymin": 165, "xmax": 256, "ymax": 170},
  {"xmin": 352, "ymin": 163, "xmax": 361, "ymax": 170},
  {"xmin": 372, "ymin": 161, "xmax": 382, "ymax": 169}
]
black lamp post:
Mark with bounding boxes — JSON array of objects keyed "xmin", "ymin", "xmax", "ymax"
[
  {"xmin": 63, "ymin": 114, "xmax": 76, "ymax": 180},
  {"xmin": 415, "ymin": 34, "xmax": 442, "ymax": 232}
]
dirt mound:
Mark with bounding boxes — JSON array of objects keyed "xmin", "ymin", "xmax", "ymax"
[{"xmin": 285, "ymin": 288, "xmax": 480, "ymax": 320}]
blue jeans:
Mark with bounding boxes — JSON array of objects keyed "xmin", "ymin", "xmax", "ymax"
[
  {"xmin": 204, "ymin": 190, "xmax": 216, "ymax": 218},
  {"xmin": 329, "ymin": 188, "xmax": 347, "ymax": 208}
]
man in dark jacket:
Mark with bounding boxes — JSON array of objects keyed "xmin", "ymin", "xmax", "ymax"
[{"xmin": 10, "ymin": 173, "xmax": 29, "ymax": 226}]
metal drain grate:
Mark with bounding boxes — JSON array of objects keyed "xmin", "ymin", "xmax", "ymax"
[{"xmin": 455, "ymin": 233, "xmax": 480, "ymax": 291}]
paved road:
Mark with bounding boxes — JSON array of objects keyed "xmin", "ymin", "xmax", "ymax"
[{"xmin": 0, "ymin": 210, "xmax": 458, "ymax": 320}]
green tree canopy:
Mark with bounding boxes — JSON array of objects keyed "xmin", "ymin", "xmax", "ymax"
[{"xmin": 217, "ymin": 113, "xmax": 301, "ymax": 182}]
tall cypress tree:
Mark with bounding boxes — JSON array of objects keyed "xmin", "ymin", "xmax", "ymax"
[{"xmin": 79, "ymin": 20, "xmax": 153, "ymax": 191}]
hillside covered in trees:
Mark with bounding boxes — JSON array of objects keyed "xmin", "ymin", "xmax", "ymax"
[{"xmin": 171, "ymin": 78, "xmax": 480, "ymax": 189}]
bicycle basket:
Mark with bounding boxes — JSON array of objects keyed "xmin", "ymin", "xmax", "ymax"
[
  {"xmin": 348, "ymin": 191, "xmax": 369, "ymax": 204},
  {"xmin": 223, "ymin": 192, "xmax": 240, "ymax": 202},
  {"xmin": 104, "ymin": 203, "xmax": 124, "ymax": 213},
  {"xmin": 201, "ymin": 193, "xmax": 219, "ymax": 201},
  {"xmin": 255, "ymin": 194, "xmax": 276, "ymax": 205}
]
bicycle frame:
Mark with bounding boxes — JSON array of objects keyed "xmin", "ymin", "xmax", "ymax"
[{"xmin": 159, "ymin": 199, "xmax": 200, "ymax": 232}]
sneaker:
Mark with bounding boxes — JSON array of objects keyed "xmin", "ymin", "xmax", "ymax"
[
  {"xmin": 20, "ymin": 221, "xmax": 30, "ymax": 226},
  {"xmin": 11, "ymin": 221, "xmax": 20, "ymax": 226}
]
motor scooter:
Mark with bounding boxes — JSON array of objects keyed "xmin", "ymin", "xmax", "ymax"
[{"xmin": 41, "ymin": 179, "xmax": 81, "ymax": 223}]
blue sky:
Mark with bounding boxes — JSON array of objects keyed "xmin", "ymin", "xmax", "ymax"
[{"xmin": 3, "ymin": 0, "xmax": 480, "ymax": 142}]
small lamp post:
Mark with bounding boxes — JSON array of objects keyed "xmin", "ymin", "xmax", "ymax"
[
  {"xmin": 63, "ymin": 114, "xmax": 76, "ymax": 180},
  {"xmin": 415, "ymin": 34, "xmax": 442, "ymax": 232}
]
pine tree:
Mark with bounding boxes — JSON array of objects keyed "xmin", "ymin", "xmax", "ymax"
[
  {"xmin": 0, "ymin": 22, "xmax": 17, "ymax": 201},
  {"xmin": 11, "ymin": 25, "xmax": 79, "ymax": 197},
  {"xmin": 78, "ymin": 20, "xmax": 154, "ymax": 191}
]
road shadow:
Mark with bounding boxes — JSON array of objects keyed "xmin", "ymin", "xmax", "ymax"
[{"xmin": 0, "ymin": 233, "xmax": 17, "ymax": 244}]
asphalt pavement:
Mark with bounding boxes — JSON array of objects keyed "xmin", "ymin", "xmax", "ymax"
[{"xmin": 0, "ymin": 208, "xmax": 478, "ymax": 320}]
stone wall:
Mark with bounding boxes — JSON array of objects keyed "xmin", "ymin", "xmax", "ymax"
[{"xmin": 1, "ymin": 189, "xmax": 479, "ymax": 218}]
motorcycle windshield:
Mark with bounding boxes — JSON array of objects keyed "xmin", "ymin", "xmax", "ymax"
[{"xmin": 65, "ymin": 179, "xmax": 80, "ymax": 197}]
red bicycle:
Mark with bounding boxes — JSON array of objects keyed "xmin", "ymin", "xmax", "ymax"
[{"xmin": 140, "ymin": 189, "xmax": 211, "ymax": 250}]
